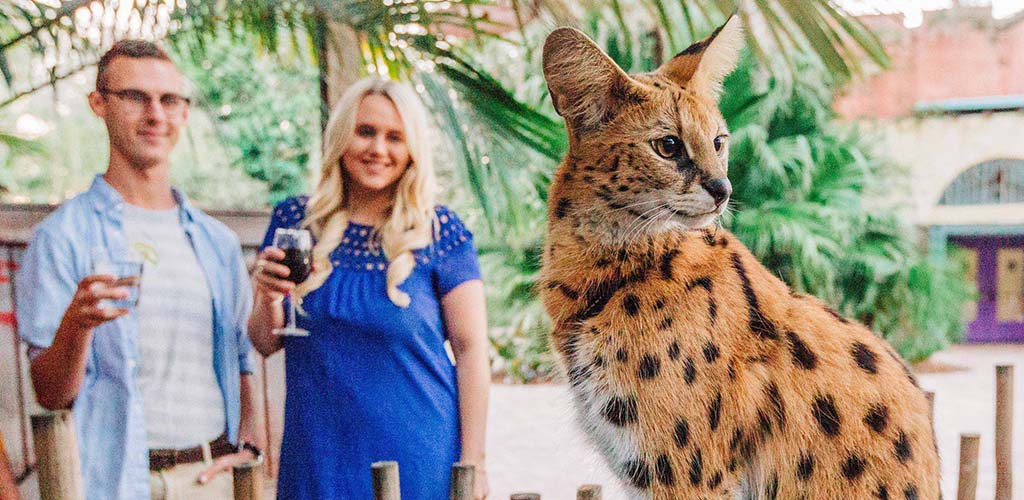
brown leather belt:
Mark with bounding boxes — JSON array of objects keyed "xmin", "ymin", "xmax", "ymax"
[{"xmin": 149, "ymin": 433, "xmax": 234, "ymax": 471}]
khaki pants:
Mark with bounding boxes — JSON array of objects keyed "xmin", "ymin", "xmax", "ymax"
[{"xmin": 149, "ymin": 449, "xmax": 233, "ymax": 500}]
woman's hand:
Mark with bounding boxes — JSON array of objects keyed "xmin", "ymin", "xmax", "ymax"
[{"xmin": 253, "ymin": 247, "xmax": 295, "ymax": 303}]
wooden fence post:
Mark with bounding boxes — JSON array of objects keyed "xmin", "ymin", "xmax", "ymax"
[
  {"xmin": 995, "ymin": 365, "xmax": 1013, "ymax": 500},
  {"xmin": 449, "ymin": 462, "xmax": 475, "ymax": 500},
  {"xmin": 510, "ymin": 494, "xmax": 540, "ymax": 500},
  {"xmin": 577, "ymin": 484, "xmax": 601, "ymax": 499},
  {"xmin": 956, "ymin": 433, "xmax": 979, "ymax": 500},
  {"xmin": 372, "ymin": 461, "xmax": 401, "ymax": 500},
  {"xmin": 30, "ymin": 411, "xmax": 83, "ymax": 500},
  {"xmin": 233, "ymin": 459, "xmax": 264, "ymax": 500}
]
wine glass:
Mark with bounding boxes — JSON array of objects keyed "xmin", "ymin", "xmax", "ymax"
[
  {"xmin": 272, "ymin": 228, "xmax": 313, "ymax": 337},
  {"xmin": 90, "ymin": 247, "xmax": 144, "ymax": 309}
]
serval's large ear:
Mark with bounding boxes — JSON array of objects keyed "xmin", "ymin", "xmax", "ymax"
[
  {"xmin": 657, "ymin": 15, "xmax": 742, "ymax": 99},
  {"xmin": 543, "ymin": 27, "xmax": 646, "ymax": 138}
]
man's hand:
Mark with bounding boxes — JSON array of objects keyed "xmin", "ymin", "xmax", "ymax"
[
  {"xmin": 60, "ymin": 275, "xmax": 131, "ymax": 330},
  {"xmin": 196, "ymin": 449, "xmax": 258, "ymax": 484}
]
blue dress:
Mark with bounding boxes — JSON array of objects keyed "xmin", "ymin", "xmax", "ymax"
[{"xmin": 262, "ymin": 196, "xmax": 481, "ymax": 500}]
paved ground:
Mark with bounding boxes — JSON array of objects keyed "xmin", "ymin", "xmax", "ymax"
[{"xmin": 487, "ymin": 343, "xmax": 1024, "ymax": 500}]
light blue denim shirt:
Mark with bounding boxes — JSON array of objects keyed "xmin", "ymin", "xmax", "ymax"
[{"xmin": 16, "ymin": 175, "xmax": 254, "ymax": 499}]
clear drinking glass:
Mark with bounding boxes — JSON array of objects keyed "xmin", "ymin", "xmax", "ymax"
[
  {"xmin": 272, "ymin": 228, "xmax": 313, "ymax": 337},
  {"xmin": 90, "ymin": 248, "xmax": 144, "ymax": 309}
]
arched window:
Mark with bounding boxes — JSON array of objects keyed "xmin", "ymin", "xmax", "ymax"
[{"xmin": 939, "ymin": 159, "xmax": 1024, "ymax": 205}]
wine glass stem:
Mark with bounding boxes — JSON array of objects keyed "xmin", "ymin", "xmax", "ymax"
[{"xmin": 288, "ymin": 294, "xmax": 297, "ymax": 329}]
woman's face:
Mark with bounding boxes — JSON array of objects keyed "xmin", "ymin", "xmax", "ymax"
[{"xmin": 341, "ymin": 94, "xmax": 412, "ymax": 196}]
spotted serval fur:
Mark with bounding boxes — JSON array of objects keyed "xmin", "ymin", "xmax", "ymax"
[{"xmin": 538, "ymin": 17, "xmax": 940, "ymax": 500}]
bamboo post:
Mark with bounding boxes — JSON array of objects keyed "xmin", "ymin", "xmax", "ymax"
[
  {"xmin": 449, "ymin": 462, "xmax": 475, "ymax": 500},
  {"xmin": 577, "ymin": 484, "xmax": 601, "ymax": 499},
  {"xmin": 233, "ymin": 459, "xmax": 264, "ymax": 500},
  {"xmin": 510, "ymin": 494, "xmax": 540, "ymax": 500},
  {"xmin": 31, "ymin": 411, "xmax": 83, "ymax": 500},
  {"xmin": 995, "ymin": 365, "xmax": 1013, "ymax": 500},
  {"xmin": 372, "ymin": 461, "xmax": 401, "ymax": 500},
  {"xmin": 956, "ymin": 433, "xmax": 979, "ymax": 500}
]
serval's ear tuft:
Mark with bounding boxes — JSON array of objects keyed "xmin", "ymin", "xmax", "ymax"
[
  {"xmin": 543, "ymin": 27, "xmax": 647, "ymax": 140},
  {"xmin": 657, "ymin": 15, "xmax": 743, "ymax": 100}
]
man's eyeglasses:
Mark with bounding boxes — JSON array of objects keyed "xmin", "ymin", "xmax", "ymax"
[{"xmin": 98, "ymin": 88, "xmax": 191, "ymax": 114}]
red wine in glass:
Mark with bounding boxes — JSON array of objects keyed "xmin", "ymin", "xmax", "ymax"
[
  {"xmin": 280, "ymin": 247, "xmax": 312, "ymax": 284},
  {"xmin": 272, "ymin": 228, "xmax": 312, "ymax": 336}
]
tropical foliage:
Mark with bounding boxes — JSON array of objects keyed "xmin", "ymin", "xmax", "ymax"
[{"xmin": 171, "ymin": 32, "xmax": 320, "ymax": 203}]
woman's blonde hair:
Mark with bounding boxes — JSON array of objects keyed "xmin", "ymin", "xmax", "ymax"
[{"xmin": 297, "ymin": 76, "xmax": 437, "ymax": 307}]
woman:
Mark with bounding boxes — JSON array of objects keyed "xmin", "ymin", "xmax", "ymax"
[{"xmin": 248, "ymin": 77, "xmax": 490, "ymax": 500}]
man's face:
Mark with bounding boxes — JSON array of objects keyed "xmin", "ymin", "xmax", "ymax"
[{"xmin": 89, "ymin": 57, "xmax": 189, "ymax": 171}]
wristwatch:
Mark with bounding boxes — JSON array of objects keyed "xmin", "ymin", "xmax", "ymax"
[{"xmin": 237, "ymin": 440, "xmax": 264, "ymax": 463}]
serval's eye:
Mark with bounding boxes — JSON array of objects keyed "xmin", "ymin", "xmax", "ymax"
[
  {"xmin": 652, "ymin": 136, "xmax": 684, "ymax": 159},
  {"xmin": 713, "ymin": 134, "xmax": 729, "ymax": 153}
]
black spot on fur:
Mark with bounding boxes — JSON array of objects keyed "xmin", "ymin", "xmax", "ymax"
[
  {"xmin": 546, "ymin": 281, "xmax": 579, "ymax": 301},
  {"xmin": 667, "ymin": 341, "xmax": 680, "ymax": 360},
  {"xmin": 765, "ymin": 382, "xmax": 787, "ymax": 430},
  {"xmin": 623, "ymin": 459, "xmax": 651, "ymax": 489},
  {"xmin": 730, "ymin": 253, "xmax": 779, "ymax": 340},
  {"xmin": 707, "ymin": 470, "xmax": 722, "ymax": 489},
  {"xmin": 567, "ymin": 362, "xmax": 591, "ymax": 387},
  {"xmin": 864, "ymin": 404, "xmax": 890, "ymax": 433},
  {"xmin": 826, "ymin": 306, "xmax": 852, "ymax": 324},
  {"xmin": 702, "ymin": 229, "xmax": 717, "ymax": 246},
  {"xmin": 658, "ymin": 317, "xmax": 674, "ymax": 330},
  {"xmin": 655, "ymin": 455, "xmax": 675, "ymax": 486},
  {"xmin": 660, "ymin": 250, "xmax": 680, "ymax": 280},
  {"xmin": 684, "ymin": 357, "xmax": 696, "ymax": 384},
  {"xmin": 616, "ymin": 348, "xmax": 628, "ymax": 362},
  {"xmin": 654, "ymin": 298, "xmax": 665, "ymax": 309},
  {"xmin": 708, "ymin": 392, "xmax": 722, "ymax": 431},
  {"xmin": 688, "ymin": 449, "xmax": 703, "ymax": 485},
  {"xmin": 622, "ymin": 294, "xmax": 641, "ymax": 316},
  {"xmin": 852, "ymin": 342, "xmax": 880, "ymax": 374},
  {"xmin": 686, "ymin": 276, "xmax": 712, "ymax": 292},
  {"xmin": 895, "ymin": 431, "xmax": 913, "ymax": 463},
  {"xmin": 703, "ymin": 342, "xmax": 720, "ymax": 363},
  {"xmin": 765, "ymin": 473, "xmax": 779, "ymax": 500},
  {"xmin": 602, "ymin": 397, "xmax": 638, "ymax": 426},
  {"xmin": 555, "ymin": 198, "xmax": 571, "ymax": 219},
  {"xmin": 875, "ymin": 484, "xmax": 890, "ymax": 499},
  {"xmin": 594, "ymin": 355, "xmax": 605, "ymax": 368},
  {"xmin": 757, "ymin": 409, "xmax": 772, "ymax": 436},
  {"xmin": 729, "ymin": 429, "xmax": 744, "ymax": 451},
  {"xmin": 727, "ymin": 360, "xmax": 736, "ymax": 380},
  {"xmin": 812, "ymin": 395, "xmax": 842, "ymax": 437},
  {"xmin": 904, "ymin": 485, "xmax": 918, "ymax": 500},
  {"xmin": 638, "ymin": 354, "xmax": 661, "ymax": 379},
  {"xmin": 797, "ymin": 453, "xmax": 814, "ymax": 480},
  {"xmin": 674, "ymin": 418, "xmax": 689, "ymax": 448},
  {"xmin": 842, "ymin": 454, "xmax": 867, "ymax": 480},
  {"xmin": 708, "ymin": 297, "xmax": 718, "ymax": 324},
  {"xmin": 786, "ymin": 331, "xmax": 818, "ymax": 370}
]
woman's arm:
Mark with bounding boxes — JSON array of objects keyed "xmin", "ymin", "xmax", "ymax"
[
  {"xmin": 246, "ymin": 248, "xmax": 292, "ymax": 357},
  {"xmin": 442, "ymin": 279, "xmax": 490, "ymax": 500}
]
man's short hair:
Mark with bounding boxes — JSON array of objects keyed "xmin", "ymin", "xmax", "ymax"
[{"xmin": 95, "ymin": 39, "xmax": 174, "ymax": 91}]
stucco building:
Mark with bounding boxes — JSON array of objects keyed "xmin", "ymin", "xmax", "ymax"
[{"xmin": 835, "ymin": 5, "xmax": 1024, "ymax": 342}]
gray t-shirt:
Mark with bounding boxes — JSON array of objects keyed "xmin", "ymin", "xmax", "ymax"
[{"xmin": 123, "ymin": 204, "xmax": 225, "ymax": 449}]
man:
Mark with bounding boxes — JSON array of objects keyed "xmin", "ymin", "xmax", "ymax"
[{"xmin": 16, "ymin": 40, "xmax": 259, "ymax": 499}]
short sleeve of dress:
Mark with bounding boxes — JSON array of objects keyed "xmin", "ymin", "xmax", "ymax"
[
  {"xmin": 261, "ymin": 196, "xmax": 309, "ymax": 251},
  {"xmin": 431, "ymin": 206, "xmax": 481, "ymax": 298}
]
